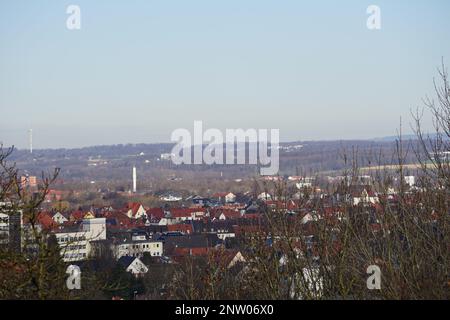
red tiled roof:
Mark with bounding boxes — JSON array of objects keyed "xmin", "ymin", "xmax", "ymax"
[
  {"xmin": 167, "ymin": 224, "xmax": 193, "ymax": 234},
  {"xmin": 233, "ymin": 225, "xmax": 265, "ymax": 236},
  {"xmin": 208, "ymin": 249, "xmax": 244, "ymax": 269},
  {"xmin": 32, "ymin": 212, "xmax": 58, "ymax": 230},
  {"xmin": 125, "ymin": 202, "xmax": 143, "ymax": 217},
  {"xmin": 146, "ymin": 208, "xmax": 165, "ymax": 219},
  {"xmin": 212, "ymin": 192, "xmax": 230, "ymax": 198},
  {"xmin": 70, "ymin": 210, "xmax": 85, "ymax": 221},
  {"xmin": 169, "ymin": 208, "xmax": 206, "ymax": 218},
  {"xmin": 104, "ymin": 211, "xmax": 145, "ymax": 229},
  {"xmin": 242, "ymin": 213, "xmax": 263, "ymax": 220},
  {"xmin": 173, "ymin": 247, "xmax": 209, "ymax": 257},
  {"xmin": 213, "ymin": 209, "xmax": 241, "ymax": 220}
]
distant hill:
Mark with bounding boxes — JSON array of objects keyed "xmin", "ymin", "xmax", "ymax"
[
  {"xmin": 372, "ymin": 134, "xmax": 418, "ymax": 142},
  {"xmin": 7, "ymin": 139, "xmax": 424, "ymax": 180},
  {"xmin": 372, "ymin": 133, "xmax": 449, "ymax": 142}
]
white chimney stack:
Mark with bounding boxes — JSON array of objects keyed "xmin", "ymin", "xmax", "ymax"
[{"xmin": 132, "ymin": 166, "xmax": 137, "ymax": 193}]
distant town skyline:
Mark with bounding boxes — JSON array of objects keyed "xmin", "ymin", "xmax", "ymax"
[{"xmin": 1, "ymin": 0, "xmax": 450, "ymax": 149}]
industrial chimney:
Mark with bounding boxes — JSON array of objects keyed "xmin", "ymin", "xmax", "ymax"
[{"xmin": 132, "ymin": 166, "xmax": 137, "ymax": 193}]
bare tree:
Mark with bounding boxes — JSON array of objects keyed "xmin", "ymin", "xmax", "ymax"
[{"xmin": 0, "ymin": 145, "xmax": 67, "ymax": 299}]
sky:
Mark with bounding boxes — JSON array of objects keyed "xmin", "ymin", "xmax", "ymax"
[{"xmin": 0, "ymin": 0, "xmax": 449, "ymax": 149}]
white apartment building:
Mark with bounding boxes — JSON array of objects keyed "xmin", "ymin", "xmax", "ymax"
[
  {"xmin": 0, "ymin": 212, "xmax": 9, "ymax": 245},
  {"xmin": 113, "ymin": 238, "xmax": 163, "ymax": 260},
  {"xmin": 0, "ymin": 203, "xmax": 23, "ymax": 250},
  {"xmin": 55, "ymin": 218, "xmax": 107, "ymax": 262}
]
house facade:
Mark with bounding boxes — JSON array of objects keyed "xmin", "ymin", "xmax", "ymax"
[
  {"xmin": 55, "ymin": 218, "xmax": 107, "ymax": 262},
  {"xmin": 118, "ymin": 256, "xmax": 149, "ymax": 277},
  {"xmin": 52, "ymin": 212, "xmax": 68, "ymax": 224},
  {"xmin": 113, "ymin": 239, "xmax": 163, "ymax": 259},
  {"xmin": 126, "ymin": 203, "xmax": 148, "ymax": 220}
]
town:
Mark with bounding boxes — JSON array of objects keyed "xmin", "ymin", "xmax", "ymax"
[{"xmin": 3, "ymin": 153, "xmax": 445, "ymax": 300}]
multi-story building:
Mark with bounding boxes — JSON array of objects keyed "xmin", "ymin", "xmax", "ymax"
[
  {"xmin": 113, "ymin": 238, "xmax": 163, "ymax": 259},
  {"xmin": 108, "ymin": 230, "xmax": 163, "ymax": 259},
  {"xmin": 0, "ymin": 212, "xmax": 9, "ymax": 246},
  {"xmin": 0, "ymin": 203, "xmax": 23, "ymax": 252},
  {"xmin": 20, "ymin": 175, "xmax": 37, "ymax": 188},
  {"xmin": 54, "ymin": 218, "xmax": 106, "ymax": 262}
]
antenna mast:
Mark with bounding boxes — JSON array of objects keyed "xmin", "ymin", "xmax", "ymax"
[{"xmin": 29, "ymin": 129, "xmax": 33, "ymax": 154}]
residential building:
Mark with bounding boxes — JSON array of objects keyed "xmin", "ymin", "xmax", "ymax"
[
  {"xmin": 108, "ymin": 230, "xmax": 163, "ymax": 259},
  {"xmin": 54, "ymin": 218, "xmax": 107, "ymax": 262},
  {"xmin": 118, "ymin": 256, "xmax": 148, "ymax": 277},
  {"xmin": 51, "ymin": 212, "xmax": 68, "ymax": 224},
  {"xmin": 125, "ymin": 203, "xmax": 147, "ymax": 220}
]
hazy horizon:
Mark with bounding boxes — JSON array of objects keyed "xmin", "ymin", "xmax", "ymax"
[
  {"xmin": 1, "ymin": 0, "xmax": 449, "ymax": 149},
  {"xmin": 6, "ymin": 133, "xmax": 424, "ymax": 152}
]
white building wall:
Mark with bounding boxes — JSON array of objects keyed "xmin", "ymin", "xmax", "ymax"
[
  {"xmin": 56, "ymin": 218, "xmax": 106, "ymax": 262},
  {"xmin": 114, "ymin": 241, "xmax": 163, "ymax": 259}
]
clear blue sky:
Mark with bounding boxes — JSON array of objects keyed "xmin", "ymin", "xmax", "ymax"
[{"xmin": 1, "ymin": 0, "xmax": 449, "ymax": 149}]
